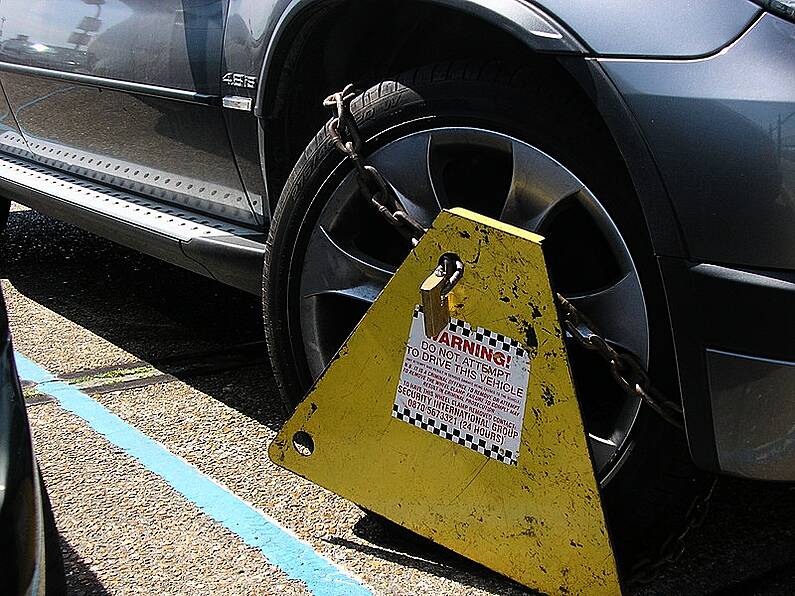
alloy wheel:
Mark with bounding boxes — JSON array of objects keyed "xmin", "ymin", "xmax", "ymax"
[{"xmin": 297, "ymin": 127, "xmax": 648, "ymax": 482}]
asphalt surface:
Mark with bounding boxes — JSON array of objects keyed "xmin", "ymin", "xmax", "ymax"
[{"xmin": 3, "ymin": 203, "xmax": 795, "ymax": 595}]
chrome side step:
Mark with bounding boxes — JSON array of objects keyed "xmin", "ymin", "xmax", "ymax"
[
  {"xmin": 0, "ymin": 154, "xmax": 266, "ymax": 295},
  {"xmin": 0, "ymin": 131, "xmax": 262, "ymax": 225}
]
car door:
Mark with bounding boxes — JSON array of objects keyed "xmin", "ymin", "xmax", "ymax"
[{"xmin": 0, "ymin": 0, "xmax": 259, "ymax": 226}]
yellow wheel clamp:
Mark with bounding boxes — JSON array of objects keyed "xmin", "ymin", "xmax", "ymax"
[{"xmin": 269, "ymin": 208, "xmax": 623, "ymax": 595}]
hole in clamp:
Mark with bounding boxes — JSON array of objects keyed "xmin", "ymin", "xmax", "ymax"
[{"xmin": 292, "ymin": 431, "xmax": 315, "ymax": 457}]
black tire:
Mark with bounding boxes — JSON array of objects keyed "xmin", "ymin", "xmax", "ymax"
[
  {"xmin": 263, "ymin": 61, "xmax": 711, "ymax": 574},
  {"xmin": 40, "ymin": 474, "xmax": 66, "ymax": 596}
]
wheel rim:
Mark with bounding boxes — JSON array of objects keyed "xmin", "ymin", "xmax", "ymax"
[{"xmin": 296, "ymin": 127, "xmax": 648, "ymax": 482}]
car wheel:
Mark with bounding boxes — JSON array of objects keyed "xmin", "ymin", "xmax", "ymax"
[{"xmin": 264, "ymin": 61, "xmax": 710, "ymax": 574}]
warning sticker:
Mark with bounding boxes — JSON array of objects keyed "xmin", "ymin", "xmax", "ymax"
[{"xmin": 393, "ymin": 307, "xmax": 531, "ymax": 465}]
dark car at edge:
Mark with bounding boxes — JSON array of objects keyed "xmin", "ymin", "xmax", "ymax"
[{"xmin": 0, "ymin": 286, "xmax": 65, "ymax": 595}]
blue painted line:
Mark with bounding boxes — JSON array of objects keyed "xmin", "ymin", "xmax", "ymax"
[{"xmin": 16, "ymin": 352, "xmax": 371, "ymax": 596}]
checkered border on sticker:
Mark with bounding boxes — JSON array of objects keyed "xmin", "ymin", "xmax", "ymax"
[
  {"xmin": 413, "ymin": 306, "xmax": 526, "ymax": 358},
  {"xmin": 392, "ymin": 404, "xmax": 518, "ymax": 466}
]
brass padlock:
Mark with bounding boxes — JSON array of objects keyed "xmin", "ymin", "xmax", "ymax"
[
  {"xmin": 420, "ymin": 254, "xmax": 464, "ymax": 338},
  {"xmin": 420, "ymin": 269, "xmax": 449, "ymax": 338}
]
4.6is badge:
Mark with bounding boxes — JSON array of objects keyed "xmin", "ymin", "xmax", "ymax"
[{"xmin": 222, "ymin": 72, "xmax": 257, "ymax": 89}]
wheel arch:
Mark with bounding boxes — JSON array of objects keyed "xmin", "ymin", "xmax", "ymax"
[
  {"xmin": 253, "ymin": 0, "xmax": 687, "ymax": 258},
  {"xmin": 253, "ymin": 0, "xmax": 586, "ymax": 118}
]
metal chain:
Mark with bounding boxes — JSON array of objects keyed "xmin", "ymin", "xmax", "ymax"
[
  {"xmin": 626, "ymin": 476, "xmax": 717, "ymax": 587},
  {"xmin": 323, "ymin": 85, "xmax": 427, "ymax": 245},
  {"xmin": 555, "ymin": 293, "xmax": 716, "ymax": 587},
  {"xmin": 556, "ymin": 293, "xmax": 685, "ymax": 431},
  {"xmin": 324, "ymin": 85, "xmax": 684, "ymax": 432},
  {"xmin": 322, "ymin": 85, "xmax": 713, "ymax": 583}
]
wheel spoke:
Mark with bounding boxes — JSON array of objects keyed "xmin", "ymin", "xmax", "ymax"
[
  {"xmin": 588, "ymin": 434, "xmax": 618, "ymax": 471},
  {"xmin": 367, "ymin": 132, "xmax": 442, "ymax": 228},
  {"xmin": 500, "ymin": 140, "xmax": 583, "ymax": 232},
  {"xmin": 567, "ymin": 272, "xmax": 649, "ymax": 365},
  {"xmin": 301, "ymin": 225, "xmax": 395, "ymax": 304}
]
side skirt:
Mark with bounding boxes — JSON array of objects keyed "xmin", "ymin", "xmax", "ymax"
[{"xmin": 0, "ymin": 153, "xmax": 266, "ymax": 295}]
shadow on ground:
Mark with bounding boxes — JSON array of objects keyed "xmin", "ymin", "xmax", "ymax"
[
  {"xmin": 61, "ymin": 537, "xmax": 110, "ymax": 596},
  {"xmin": 1, "ymin": 207, "xmax": 286, "ymax": 430},
  {"xmin": 341, "ymin": 513, "xmax": 534, "ymax": 594}
]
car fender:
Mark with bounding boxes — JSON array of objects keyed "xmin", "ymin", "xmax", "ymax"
[
  {"xmin": 537, "ymin": 0, "xmax": 761, "ymax": 58},
  {"xmin": 226, "ymin": 0, "xmax": 762, "ymax": 115},
  {"xmin": 247, "ymin": 0, "xmax": 586, "ymax": 118}
]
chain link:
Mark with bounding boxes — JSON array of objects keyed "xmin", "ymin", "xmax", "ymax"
[
  {"xmin": 322, "ymin": 85, "xmax": 714, "ymax": 584},
  {"xmin": 324, "ymin": 86, "xmax": 427, "ymax": 245},
  {"xmin": 626, "ymin": 476, "xmax": 717, "ymax": 586},
  {"xmin": 555, "ymin": 293, "xmax": 685, "ymax": 431}
]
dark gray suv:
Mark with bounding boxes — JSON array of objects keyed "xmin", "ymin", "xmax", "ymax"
[{"xmin": 0, "ymin": 0, "xmax": 791, "ymax": 575}]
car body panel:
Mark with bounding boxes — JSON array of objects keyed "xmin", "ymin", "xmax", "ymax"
[
  {"xmin": 222, "ymin": 110, "xmax": 269, "ymax": 225},
  {"xmin": 540, "ymin": 0, "xmax": 761, "ymax": 57},
  {"xmin": 0, "ymin": 0, "xmax": 261, "ymax": 226},
  {"xmin": 598, "ymin": 14, "xmax": 795, "ymax": 476},
  {"xmin": 601, "ymin": 14, "xmax": 795, "ymax": 270},
  {"xmin": 556, "ymin": 55, "xmax": 688, "ymax": 258},
  {"xmin": 660, "ymin": 260, "xmax": 795, "ymax": 477},
  {"xmin": 0, "ymin": 71, "xmax": 259, "ymax": 226},
  {"xmin": 0, "ymin": 79, "xmax": 28, "ymax": 156},
  {"xmin": 708, "ymin": 349, "xmax": 795, "ymax": 481},
  {"xmin": 0, "ymin": 0, "xmax": 224, "ymax": 93}
]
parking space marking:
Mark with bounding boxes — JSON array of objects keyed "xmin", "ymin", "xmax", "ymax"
[{"xmin": 15, "ymin": 351, "xmax": 372, "ymax": 596}]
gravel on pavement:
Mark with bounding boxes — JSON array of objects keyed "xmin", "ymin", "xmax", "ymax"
[{"xmin": 4, "ymin": 203, "xmax": 795, "ymax": 595}]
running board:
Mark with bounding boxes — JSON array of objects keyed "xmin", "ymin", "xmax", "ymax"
[{"xmin": 0, "ymin": 154, "xmax": 265, "ymax": 295}]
